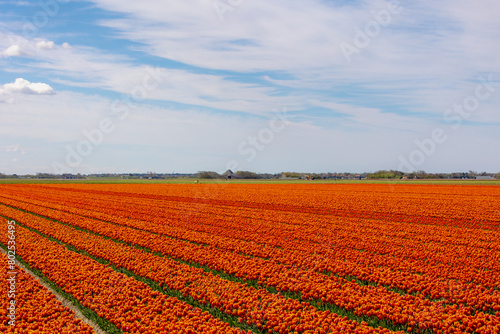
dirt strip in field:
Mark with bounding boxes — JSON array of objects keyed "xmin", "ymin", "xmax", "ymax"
[{"xmin": 0, "ymin": 247, "xmax": 106, "ymax": 334}]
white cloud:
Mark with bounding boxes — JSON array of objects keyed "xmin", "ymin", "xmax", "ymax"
[
  {"xmin": 2, "ymin": 44, "xmax": 24, "ymax": 57},
  {"xmin": 0, "ymin": 35, "xmax": 66, "ymax": 59},
  {"xmin": 36, "ymin": 40, "xmax": 56, "ymax": 50},
  {"xmin": 308, "ymin": 100, "xmax": 425, "ymax": 131},
  {"xmin": 5, "ymin": 144, "xmax": 26, "ymax": 155},
  {"xmin": 0, "ymin": 1, "xmax": 34, "ymax": 5},
  {"xmin": 0, "ymin": 88, "xmax": 14, "ymax": 103},
  {"xmin": 2, "ymin": 78, "xmax": 55, "ymax": 95}
]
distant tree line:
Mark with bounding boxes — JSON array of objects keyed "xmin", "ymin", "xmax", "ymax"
[
  {"xmin": 367, "ymin": 170, "xmax": 499, "ymax": 180},
  {"xmin": 197, "ymin": 171, "xmax": 276, "ymax": 179},
  {"xmin": 1, "ymin": 170, "xmax": 499, "ymax": 180},
  {"xmin": 197, "ymin": 171, "xmax": 221, "ymax": 179},
  {"xmin": 367, "ymin": 170, "xmax": 405, "ymax": 179}
]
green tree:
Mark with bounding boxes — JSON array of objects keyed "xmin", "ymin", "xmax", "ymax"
[
  {"xmin": 197, "ymin": 171, "xmax": 220, "ymax": 179},
  {"xmin": 367, "ymin": 170, "xmax": 404, "ymax": 179},
  {"xmin": 235, "ymin": 171, "xmax": 260, "ymax": 179}
]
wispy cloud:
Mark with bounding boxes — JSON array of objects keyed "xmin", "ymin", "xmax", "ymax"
[
  {"xmin": 87, "ymin": 0, "xmax": 500, "ymax": 117},
  {"xmin": 5, "ymin": 144, "xmax": 26, "ymax": 154},
  {"xmin": 91, "ymin": 1, "xmax": 500, "ymax": 76},
  {"xmin": 2, "ymin": 33, "xmax": 300, "ymax": 115}
]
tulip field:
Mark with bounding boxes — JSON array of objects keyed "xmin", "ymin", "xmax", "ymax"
[
  {"xmin": 1, "ymin": 183, "xmax": 499, "ymax": 333},
  {"xmin": 0, "ymin": 259, "xmax": 96, "ymax": 333}
]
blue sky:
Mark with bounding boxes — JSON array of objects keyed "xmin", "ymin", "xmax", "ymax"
[{"xmin": 1, "ymin": 0, "xmax": 499, "ymax": 174}]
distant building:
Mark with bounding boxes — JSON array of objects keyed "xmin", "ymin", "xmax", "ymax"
[
  {"xmin": 476, "ymin": 176, "xmax": 493, "ymax": 180},
  {"xmin": 222, "ymin": 170, "xmax": 235, "ymax": 179}
]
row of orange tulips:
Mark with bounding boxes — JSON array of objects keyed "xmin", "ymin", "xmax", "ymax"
[
  {"xmin": 0, "ymin": 253, "xmax": 96, "ymax": 333},
  {"xmin": 0, "ymin": 219, "xmax": 246, "ymax": 334}
]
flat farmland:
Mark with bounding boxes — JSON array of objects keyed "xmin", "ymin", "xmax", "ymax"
[{"xmin": 1, "ymin": 183, "xmax": 499, "ymax": 333}]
